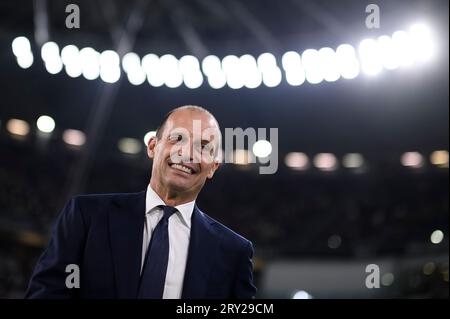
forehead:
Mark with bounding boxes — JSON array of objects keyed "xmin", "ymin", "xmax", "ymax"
[{"xmin": 165, "ymin": 109, "xmax": 219, "ymax": 134}]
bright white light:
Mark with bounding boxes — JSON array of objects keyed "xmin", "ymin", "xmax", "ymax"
[
  {"xmin": 142, "ymin": 54, "xmax": 164, "ymax": 87},
  {"xmin": 257, "ymin": 53, "xmax": 281, "ymax": 87},
  {"xmin": 61, "ymin": 45, "xmax": 79, "ymax": 65},
  {"xmin": 207, "ymin": 72, "xmax": 227, "ymax": 89},
  {"xmin": 282, "ymin": 51, "xmax": 301, "ymax": 70},
  {"xmin": 12, "ymin": 37, "xmax": 34, "ymax": 69},
  {"xmin": 165, "ymin": 71, "xmax": 183, "ymax": 88},
  {"xmin": 392, "ymin": 31, "xmax": 414, "ymax": 67},
  {"xmin": 285, "ymin": 152, "xmax": 309, "ymax": 170},
  {"xmin": 252, "ymin": 140, "xmax": 272, "ymax": 158},
  {"xmin": 79, "ymin": 47, "xmax": 100, "ymax": 80},
  {"xmin": 226, "ymin": 75, "xmax": 244, "ymax": 89},
  {"xmin": 343, "ymin": 153, "xmax": 364, "ymax": 168},
  {"xmin": 409, "ymin": 23, "xmax": 436, "ymax": 62},
  {"xmin": 377, "ymin": 36, "xmax": 399, "ymax": 70},
  {"xmin": 36, "ymin": 115, "xmax": 55, "ymax": 133},
  {"xmin": 430, "ymin": 230, "xmax": 444, "ymax": 244},
  {"xmin": 359, "ymin": 39, "xmax": 382, "ymax": 75},
  {"xmin": 122, "ymin": 53, "xmax": 145, "ymax": 85},
  {"xmin": 302, "ymin": 49, "xmax": 323, "ymax": 84},
  {"xmin": 12, "ymin": 36, "xmax": 31, "ymax": 57},
  {"xmin": 159, "ymin": 54, "xmax": 178, "ymax": 69},
  {"xmin": 118, "ymin": 138, "xmax": 142, "ymax": 155},
  {"xmin": 222, "ymin": 55, "xmax": 244, "ymax": 89},
  {"xmin": 282, "ymin": 51, "xmax": 305, "ymax": 86},
  {"xmin": 240, "ymin": 55, "xmax": 262, "ymax": 89},
  {"xmin": 122, "ymin": 52, "xmax": 140, "ymax": 72},
  {"xmin": 318, "ymin": 47, "xmax": 340, "ymax": 82},
  {"xmin": 202, "ymin": 55, "xmax": 222, "ymax": 75},
  {"xmin": 160, "ymin": 54, "xmax": 182, "ymax": 88},
  {"xmin": 314, "ymin": 153, "xmax": 337, "ymax": 171},
  {"xmin": 61, "ymin": 45, "xmax": 82, "ymax": 77},
  {"xmin": 63, "ymin": 129, "xmax": 86, "ymax": 147},
  {"xmin": 336, "ymin": 44, "xmax": 360, "ymax": 79},
  {"xmin": 183, "ymin": 71, "xmax": 204, "ymax": 89},
  {"xmin": 45, "ymin": 56, "xmax": 63, "ymax": 74},
  {"xmin": 285, "ymin": 71, "xmax": 305, "ymax": 86},
  {"xmin": 179, "ymin": 55, "xmax": 200, "ymax": 73},
  {"xmin": 257, "ymin": 53, "xmax": 277, "ymax": 71},
  {"xmin": 122, "ymin": 52, "xmax": 145, "ymax": 85},
  {"xmin": 262, "ymin": 67, "xmax": 282, "ymax": 87},
  {"xmin": 41, "ymin": 42, "xmax": 63, "ymax": 74},
  {"xmin": 143, "ymin": 131, "xmax": 156, "ymax": 145},
  {"xmin": 41, "ymin": 42, "xmax": 59, "ymax": 62},
  {"xmin": 16, "ymin": 53, "xmax": 34, "ymax": 69},
  {"xmin": 178, "ymin": 55, "xmax": 203, "ymax": 88},
  {"xmin": 201, "ymin": 55, "xmax": 225, "ymax": 89},
  {"xmin": 128, "ymin": 68, "xmax": 146, "ymax": 85},
  {"xmin": 6, "ymin": 119, "xmax": 30, "ymax": 136},
  {"xmin": 401, "ymin": 152, "xmax": 424, "ymax": 168},
  {"xmin": 430, "ymin": 150, "xmax": 449, "ymax": 167},
  {"xmin": 100, "ymin": 50, "xmax": 121, "ymax": 83},
  {"xmin": 292, "ymin": 290, "xmax": 313, "ymax": 299}
]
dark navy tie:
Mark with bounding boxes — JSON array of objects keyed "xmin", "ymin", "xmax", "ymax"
[{"xmin": 138, "ymin": 205, "xmax": 177, "ymax": 299}]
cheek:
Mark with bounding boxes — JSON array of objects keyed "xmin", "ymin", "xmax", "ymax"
[{"xmin": 200, "ymin": 163, "xmax": 213, "ymax": 176}]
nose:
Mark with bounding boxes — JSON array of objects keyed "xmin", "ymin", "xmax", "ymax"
[{"xmin": 174, "ymin": 140, "xmax": 195, "ymax": 163}]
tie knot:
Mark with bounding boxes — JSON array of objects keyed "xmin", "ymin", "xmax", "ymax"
[{"xmin": 159, "ymin": 205, "xmax": 177, "ymax": 221}]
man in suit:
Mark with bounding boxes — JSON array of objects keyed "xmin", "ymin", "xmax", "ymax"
[{"xmin": 26, "ymin": 105, "xmax": 257, "ymax": 299}]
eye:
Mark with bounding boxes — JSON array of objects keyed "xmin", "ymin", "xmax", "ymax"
[
  {"xmin": 202, "ymin": 143, "xmax": 214, "ymax": 155},
  {"xmin": 168, "ymin": 133, "xmax": 183, "ymax": 142}
]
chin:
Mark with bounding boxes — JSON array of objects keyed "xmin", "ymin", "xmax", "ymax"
[{"xmin": 166, "ymin": 180, "xmax": 193, "ymax": 192}]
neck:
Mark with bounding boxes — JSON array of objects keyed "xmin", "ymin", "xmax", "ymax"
[{"xmin": 149, "ymin": 179, "xmax": 197, "ymax": 207}]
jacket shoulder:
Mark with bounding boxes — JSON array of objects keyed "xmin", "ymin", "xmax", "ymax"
[
  {"xmin": 72, "ymin": 191, "xmax": 144, "ymax": 206},
  {"xmin": 198, "ymin": 209, "xmax": 252, "ymax": 250}
]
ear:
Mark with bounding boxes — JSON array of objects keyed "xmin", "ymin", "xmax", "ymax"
[
  {"xmin": 206, "ymin": 161, "xmax": 220, "ymax": 179},
  {"xmin": 147, "ymin": 136, "xmax": 157, "ymax": 159}
]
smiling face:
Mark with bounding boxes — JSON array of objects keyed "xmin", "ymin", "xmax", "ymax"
[{"xmin": 147, "ymin": 108, "xmax": 221, "ymax": 201}]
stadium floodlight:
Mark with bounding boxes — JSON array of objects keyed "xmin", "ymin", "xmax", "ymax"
[
  {"xmin": 302, "ymin": 49, "xmax": 323, "ymax": 84},
  {"xmin": 282, "ymin": 51, "xmax": 305, "ymax": 86},
  {"xmin": 314, "ymin": 153, "xmax": 338, "ymax": 171},
  {"xmin": 285, "ymin": 152, "xmax": 309, "ymax": 170},
  {"xmin": 359, "ymin": 38, "xmax": 383, "ymax": 76},
  {"xmin": 318, "ymin": 47, "xmax": 340, "ymax": 82},
  {"xmin": 12, "ymin": 36, "xmax": 31, "ymax": 57},
  {"xmin": 252, "ymin": 140, "xmax": 272, "ymax": 158},
  {"xmin": 6, "ymin": 119, "xmax": 30, "ymax": 137},
  {"xmin": 159, "ymin": 54, "xmax": 182, "ymax": 88},
  {"xmin": 36, "ymin": 115, "xmax": 55, "ymax": 133},
  {"xmin": 401, "ymin": 152, "xmax": 424, "ymax": 168},
  {"xmin": 100, "ymin": 50, "xmax": 121, "ymax": 83},
  {"xmin": 79, "ymin": 47, "xmax": 100, "ymax": 80},
  {"xmin": 63, "ymin": 129, "xmax": 86, "ymax": 147},
  {"xmin": 61, "ymin": 45, "xmax": 82, "ymax": 78},
  {"xmin": 142, "ymin": 54, "xmax": 164, "ymax": 87},
  {"xmin": 336, "ymin": 44, "xmax": 360, "ymax": 79}
]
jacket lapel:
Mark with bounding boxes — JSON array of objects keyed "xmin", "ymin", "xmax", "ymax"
[
  {"xmin": 181, "ymin": 205, "xmax": 221, "ymax": 298},
  {"xmin": 108, "ymin": 191, "xmax": 145, "ymax": 298}
]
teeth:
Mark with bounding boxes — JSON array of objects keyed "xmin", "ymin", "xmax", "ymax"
[{"xmin": 171, "ymin": 163, "xmax": 193, "ymax": 174}]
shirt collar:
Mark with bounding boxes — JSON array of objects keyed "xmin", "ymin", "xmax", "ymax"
[{"xmin": 145, "ymin": 184, "xmax": 195, "ymax": 229}]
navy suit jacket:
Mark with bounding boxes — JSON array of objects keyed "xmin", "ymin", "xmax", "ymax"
[{"xmin": 25, "ymin": 191, "xmax": 257, "ymax": 299}]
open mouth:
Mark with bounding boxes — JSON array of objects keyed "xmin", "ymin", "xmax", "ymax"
[{"xmin": 168, "ymin": 162, "xmax": 197, "ymax": 175}]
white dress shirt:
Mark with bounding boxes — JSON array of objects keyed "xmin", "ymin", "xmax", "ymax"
[{"xmin": 141, "ymin": 185, "xmax": 195, "ymax": 299}]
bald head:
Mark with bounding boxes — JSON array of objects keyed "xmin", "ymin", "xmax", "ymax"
[{"xmin": 156, "ymin": 105, "xmax": 221, "ymax": 141}]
